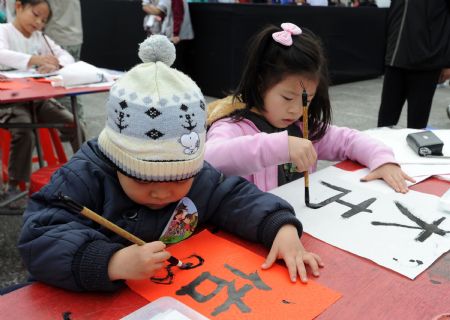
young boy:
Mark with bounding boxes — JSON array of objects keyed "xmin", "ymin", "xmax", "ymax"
[{"xmin": 18, "ymin": 35, "xmax": 322, "ymax": 292}]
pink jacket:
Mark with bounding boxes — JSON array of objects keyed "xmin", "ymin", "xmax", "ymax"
[{"xmin": 205, "ymin": 117, "xmax": 397, "ymax": 192}]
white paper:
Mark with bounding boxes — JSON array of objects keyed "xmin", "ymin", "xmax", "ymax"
[
  {"xmin": 0, "ymin": 69, "xmax": 58, "ymax": 78},
  {"xmin": 271, "ymin": 166, "xmax": 450, "ymax": 279},
  {"xmin": 400, "ymin": 163, "xmax": 450, "ymax": 177},
  {"xmin": 364, "ymin": 128, "xmax": 450, "ymax": 164},
  {"xmin": 437, "ymin": 174, "xmax": 450, "ymax": 182},
  {"xmin": 57, "ymin": 61, "xmax": 111, "ymax": 87},
  {"xmin": 344, "ymin": 167, "xmax": 430, "ymax": 194},
  {"xmin": 151, "ymin": 310, "xmax": 191, "ymax": 320}
]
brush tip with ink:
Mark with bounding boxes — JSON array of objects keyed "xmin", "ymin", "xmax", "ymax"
[{"xmin": 167, "ymin": 255, "xmax": 184, "ymax": 267}]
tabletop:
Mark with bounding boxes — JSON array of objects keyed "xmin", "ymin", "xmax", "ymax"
[
  {"xmin": 0, "ymin": 77, "xmax": 112, "ymax": 164},
  {"xmin": 0, "ymin": 161, "xmax": 449, "ymax": 320},
  {"xmin": 0, "ymin": 78, "xmax": 110, "ymax": 104}
]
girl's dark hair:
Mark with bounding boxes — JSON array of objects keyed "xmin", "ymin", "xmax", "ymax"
[
  {"xmin": 233, "ymin": 25, "xmax": 331, "ymax": 141},
  {"xmin": 17, "ymin": 0, "xmax": 53, "ymax": 22}
]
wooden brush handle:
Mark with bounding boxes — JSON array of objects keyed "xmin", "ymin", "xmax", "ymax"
[
  {"xmin": 303, "ymin": 106, "xmax": 309, "ymax": 140},
  {"xmin": 80, "ymin": 207, "xmax": 146, "ymax": 246}
]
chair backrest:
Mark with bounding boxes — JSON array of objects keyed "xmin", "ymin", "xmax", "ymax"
[
  {"xmin": 38, "ymin": 128, "xmax": 68, "ymax": 166},
  {"xmin": 0, "ymin": 129, "xmax": 10, "ymax": 185},
  {"xmin": 0, "ymin": 128, "xmax": 68, "ymax": 185}
]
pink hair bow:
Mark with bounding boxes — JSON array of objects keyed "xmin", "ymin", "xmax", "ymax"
[{"xmin": 272, "ymin": 23, "xmax": 302, "ymax": 46}]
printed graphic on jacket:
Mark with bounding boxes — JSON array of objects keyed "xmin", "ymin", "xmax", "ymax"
[{"xmin": 160, "ymin": 197, "xmax": 198, "ymax": 244}]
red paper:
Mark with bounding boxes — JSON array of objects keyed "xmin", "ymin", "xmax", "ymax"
[
  {"xmin": 128, "ymin": 230, "xmax": 341, "ymax": 320},
  {"xmin": 0, "ymin": 80, "xmax": 30, "ymax": 90}
]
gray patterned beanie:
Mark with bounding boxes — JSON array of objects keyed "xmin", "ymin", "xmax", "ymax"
[{"xmin": 98, "ymin": 35, "xmax": 206, "ymax": 181}]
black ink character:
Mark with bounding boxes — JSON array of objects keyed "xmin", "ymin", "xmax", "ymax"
[
  {"xmin": 372, "ymin": 201, "xmax": 450, "ymax": 242},
  {"xmin": 310, "ymin": 181, "xmax": 376, "ymax": 218},
  {"xmin": 151, "ymin": 255, "xmax": 204, "ymax": 285},
  {"xmin": 176, "ymin": 264, "xmax": 272, "ymax": 316}
]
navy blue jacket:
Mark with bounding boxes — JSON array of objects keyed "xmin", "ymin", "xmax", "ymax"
[{"xmin": 18, "ymin": 139, "xmax": 302, "ymax": 292}]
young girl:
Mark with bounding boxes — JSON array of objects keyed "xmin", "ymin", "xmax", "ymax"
[
  {"xmin": 205, "ymin": 22, "xmax": 414, "ymax": 193},
  {"xmin": 0, "ymin": 0, "xmax": 81, "ymax": 198}
]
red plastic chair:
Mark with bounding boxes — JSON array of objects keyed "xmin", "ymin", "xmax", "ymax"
[
  {"xmin": 29, "ymin": 128, "xmax": 68, "ymax": 194},
  {"xmin": 0, "ymin": 129, "xmax": 26, "ymax": 191},
  {"xmin": 0, "ymin": 128, "xmax": 68, "ymax": 194}
]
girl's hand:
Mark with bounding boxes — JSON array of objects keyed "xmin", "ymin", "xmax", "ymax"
[
  {"xmin": 29, "ymin": 54, "xmax": 59, "ymax": 68},
  {"xmin": 360, "ymin": 163, "xmax": 415, "ymax": 193},
  {"xmin": 288, "ymin": 136, "xmax": 317, "ymax": 173},
  {"xmin": 262, "ymin": 224, "xmax": 324, "ymax": 283},
  {"xmin": 37, "ymin": 63, "xmax": 59, "ymax": 74},
  {"xmin": 108, "ymin": 241, "xmax": 171, "ymax": 281}
]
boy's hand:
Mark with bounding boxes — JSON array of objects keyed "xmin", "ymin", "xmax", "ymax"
[
  {"xmin": 262, "ymin": 224, "xmax": 324, "ymax": 283},
  {"xmin": 108, "ymin": 241, "xmax": 171, "ymax": 281},
  {"xmin": 288, "ymin": 136, "xmax": 317, "ymax": 173},
  {"xmin": 361, "ymin": 163, "xmax": 415, "ymax": 194}
]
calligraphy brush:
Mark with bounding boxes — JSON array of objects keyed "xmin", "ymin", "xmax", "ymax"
[
  {"xmin": 56, "ymin": 193, "xmax": 186, "ymax": 268},
  {"xmin": 42, "ymin": 32, "xmax": 55, "ymax": 56},
  {"xmin": 301, "ymin": 82, "xmax": 322, "ymax": 209}
]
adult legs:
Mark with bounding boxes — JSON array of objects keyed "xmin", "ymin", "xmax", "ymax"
[
  {"xmin": 404, "ymin": 69, "xmax": 441, "ymax": 129},
  {"xmin": 377, "ymin": 66, "xmax": 407, "ymax": 127}
]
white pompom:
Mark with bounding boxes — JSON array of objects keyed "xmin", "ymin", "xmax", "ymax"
[{"xmin": 138, "ymin": 35, "xmax": 176, "ymax": 66}]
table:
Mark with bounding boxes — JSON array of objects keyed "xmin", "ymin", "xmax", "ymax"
[
  {"xmin": 0, "ymin": 78, "xmax": 111, "ymax": 156},
  {"xmin": 0, "ymin": 78, "xmax": 111, "ymax": 152},
  {"xmin": 0, "ymin": 161, "xmax": 449, "ymax": 320}
]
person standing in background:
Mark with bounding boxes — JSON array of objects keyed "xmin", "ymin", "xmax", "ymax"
[
  {"xmin": 377, "ymin": 0, "xmax": 450, "ymax": 129},
  {"xmin": 44, "ymin": 0, "xmax": 85, "ymax": 125},
  {"xmin": 142, "ymin": 0, "xmax": 193, "ymax": 74},
  {"xmin": 0, "ymin": 0, "xmax": 7, "ymax": 23},
  {"xmin": 44, "ymin": 0, "xmax": 82, "ymax": 61}
]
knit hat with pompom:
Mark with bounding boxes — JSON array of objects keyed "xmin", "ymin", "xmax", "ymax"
[{"xmin": 98, "ymin": 35, "xmax": 206, "ymax": 181}]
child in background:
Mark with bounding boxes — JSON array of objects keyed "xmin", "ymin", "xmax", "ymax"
[
  {"xmin": 142, "ymin": 0, "xmax": 162, "ymax": 37},
  {"xmin": 18, "ymin": 35, "xmax": 323, "ymax": 292},
  {"xmin": 142, "ymin": 0, "xmax": 193, "ymax": 73},
  {"xmin": 0, "ymin": 0, "xmax": 82, "ymax": 199},
  {"xmin": 142, "ymin": 0, "xmax": 193, "ymax": 44},
  {"xmin": 205, "ymin": 22, "xmax": 414, "ymax": 193}
]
